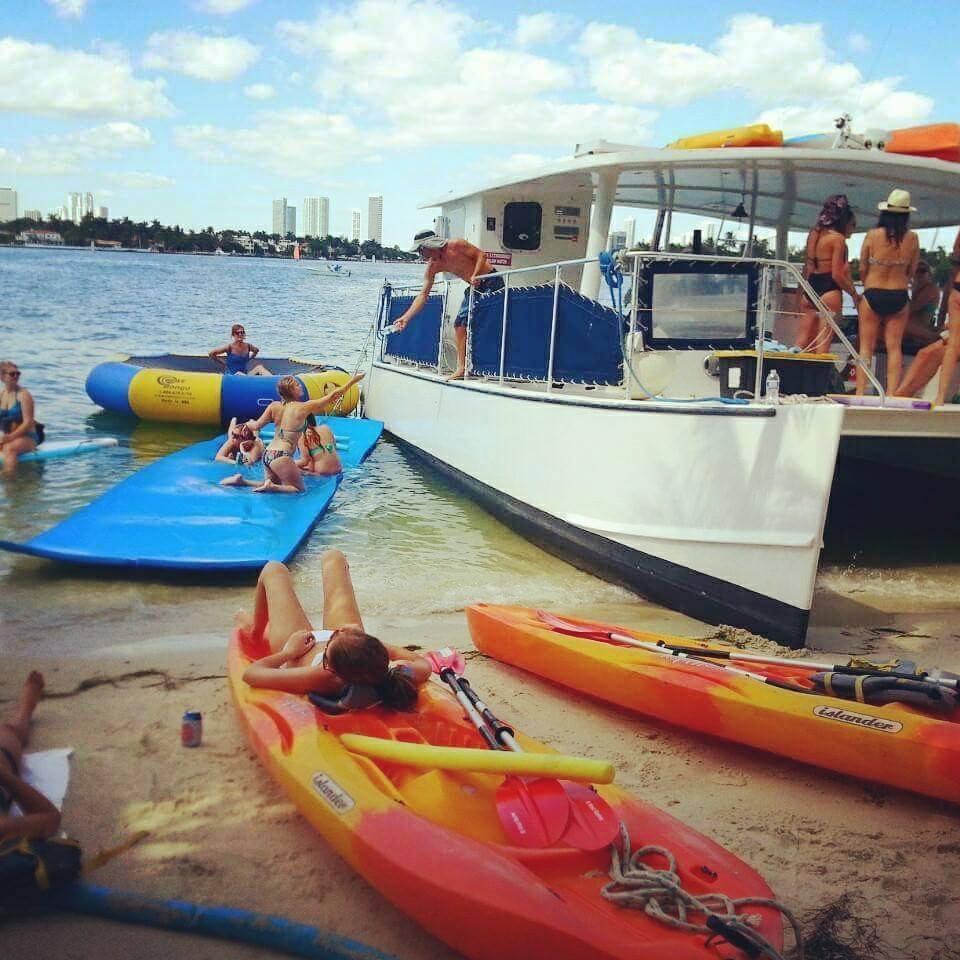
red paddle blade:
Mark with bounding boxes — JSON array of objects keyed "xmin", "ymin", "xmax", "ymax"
[
  {"xmin": 425, "ymin": 647, "xmax": 466, "ymax": 676},
  {"xmin": 558, "ymin": 782, "xmax": 621, "ymax": 851},
  {"xmin": 536, "ymin": 610, "xmax": 627, "ymax": 645},
  {"xmin": 496, "ymin": 776, "xmax": 570, "ymax": 847}
]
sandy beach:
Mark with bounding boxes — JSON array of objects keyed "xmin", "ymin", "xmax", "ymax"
[{"xmin": 3, "ymin": 580, "xmax": 960, "ymax": 960}]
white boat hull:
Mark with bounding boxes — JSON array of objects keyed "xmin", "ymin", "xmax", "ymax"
[{"xmin": 366, "ymin": 361, "xmax": 845, "ymax": 646}]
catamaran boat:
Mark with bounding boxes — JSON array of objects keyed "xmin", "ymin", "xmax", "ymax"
[{"xmin": 364, "ymin": 135, "xmax": 960, "ymax": 647}]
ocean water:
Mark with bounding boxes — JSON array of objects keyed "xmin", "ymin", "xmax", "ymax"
[{"xmin": 0, "ymin": 247, "xmax": 633, "ymax": 655}]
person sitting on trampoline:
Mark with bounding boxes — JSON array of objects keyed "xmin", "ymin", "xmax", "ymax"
[
  {"xmin": 209, "ymin": 325, "xmax": 272, "ymax": 376},
  {"xmin": 239, "ymin": 551, "xmax": 431, "ymax": 709}
]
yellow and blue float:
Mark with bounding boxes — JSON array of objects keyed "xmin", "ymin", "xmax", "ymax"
[{"xmin": 85, "ymin": 354, "xmax": 359, "ymax": 425}]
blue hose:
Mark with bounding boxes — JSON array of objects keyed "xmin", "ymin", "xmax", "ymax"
[{"xmin": 49, "ymin": 883, "xmax": 398, "ymax": 960}]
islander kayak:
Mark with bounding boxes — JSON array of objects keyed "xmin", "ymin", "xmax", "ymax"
[
  {"xmin": 228, "ymin": 629, "xmax": 787, "ymax": 960},
  {"xmin": 466, "ymin": 605, "xmax": 960, "ymax": 805}
]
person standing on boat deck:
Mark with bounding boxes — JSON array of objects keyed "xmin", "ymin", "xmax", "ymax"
[
  {"xmin": 893, "ymin": 262, "xmax": 950, "ymax": 398},
  {"xmin": 855, "ymin": 189, "xmax": 920, "ymax": 397},
  {"xmin": 796, "ymin": 195, "xmax": 860, "ymax": 353},
  {"xmin": 933, "ymin": 229, "xmax": 960, "ymax": 405},
  {"xmin": 393, "ymin": 230, "xmax": 505, "ymax": 380}
]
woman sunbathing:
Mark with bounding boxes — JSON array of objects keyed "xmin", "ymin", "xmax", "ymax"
[{"xmin": 240, "ymin": 551, "xmax": 431, "ymax": 710}]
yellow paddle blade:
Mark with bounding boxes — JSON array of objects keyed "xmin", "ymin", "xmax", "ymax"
[{"xmin": 340, "ymin": 734, "xmax": 615, "ymax": 784}]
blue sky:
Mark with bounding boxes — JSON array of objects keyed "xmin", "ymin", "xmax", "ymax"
[{"xmin": 1, "ymin": 0, "xmax": 954, "ymax": 246}]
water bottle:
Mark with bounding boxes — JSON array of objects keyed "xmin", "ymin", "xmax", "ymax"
[{"xmin": 765, "ymin": 368, "xmax": 780, "ymax": 404}]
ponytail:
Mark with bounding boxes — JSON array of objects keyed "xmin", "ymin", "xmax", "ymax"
[{"xmin": 376, "ymin": 666, "xmax": 419, "ymax": 711}]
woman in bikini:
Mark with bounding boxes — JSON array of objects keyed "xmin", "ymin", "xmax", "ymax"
[
  {"xmin": 297, "ymin": 422, "xmax": 342, "ymax": 476},
  {"xmin": 856, "ymin": 189, "xmax": 920, "ymax": 397},
  {"xmin": 244, "ymin": 372, "xmax": 363, "ymax": 493},
  {"xmin": 240, "ymin": 550, "xmax": 430, "ymax": 709},
  {"xmin": 796, "ymin": 195, "xmax": 860, "ymax": 352},
  {"xmin": 0, "ymin": 360, "xmax": 41, "ymax": 473},
  {"xmin": 216, "ymin": 418, "xmax": 265, "ymax": 486},
  {"xmin": 209, "ymin": 324, "xmax": 272, "ymax": 376},
  {"xmin": 0, "ymin": 672, "xmax": 61, "ymax": 842},
  {"xmin": 934, "ymin": 228, "xmax": 960, "ymax": 406}
]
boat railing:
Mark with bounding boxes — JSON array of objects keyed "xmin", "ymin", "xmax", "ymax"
[{"xmin": 379, "ymin": 251, "xmax": 885, "ymax": 401}]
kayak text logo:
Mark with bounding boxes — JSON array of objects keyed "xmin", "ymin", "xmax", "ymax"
[
  {"xmin": 312, "ymin": 772, "xmax": 356, "ymax": 813},
  {"xmin": 812, "ymin": 705, "xmax": 902, "ymax": 733},
  {"xmin": 157, "ymin": 374, "xmax": 184, "ymax": 387}
]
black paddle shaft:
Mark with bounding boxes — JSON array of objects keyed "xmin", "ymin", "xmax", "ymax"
[
  {"xmin": 455, "ymin": 677, "xmax": 515, "ymax": 745},
  {"xmin": 439, "ymin": 668, "xmax": 498, "ymax": 750}
]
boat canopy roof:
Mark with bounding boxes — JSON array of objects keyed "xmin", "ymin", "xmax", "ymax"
[{"xmin": 422, "ymin": 143, "xmax": 960, "ymax": 231}]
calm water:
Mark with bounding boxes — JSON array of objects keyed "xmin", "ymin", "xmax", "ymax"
[
  {"xmin": 0, "ymin": 247, "xmax": 633, "ymax": 656},
  {"xmin": 2, "ymin": 246, "xmax": 959, "ymax": 659}
]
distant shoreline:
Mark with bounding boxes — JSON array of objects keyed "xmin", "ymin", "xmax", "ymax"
[{"xmin": 0, "ymin": 244, "xmax": 416, "ymax": 263}]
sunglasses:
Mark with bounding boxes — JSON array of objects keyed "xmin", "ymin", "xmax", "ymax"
[
  {"xmin": 233, "ymin": 330, "xmax": 246, "ymax": 336},
  {"xmin": 4, "ymin": 371, "xmax": 21, "ymax": 378}
]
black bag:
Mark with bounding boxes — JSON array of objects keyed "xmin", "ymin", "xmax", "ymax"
[{"xmin": 0, "ymin": 836, "xmax": 82, "ymax": 905}]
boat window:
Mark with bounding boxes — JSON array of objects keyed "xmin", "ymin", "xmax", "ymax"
[
  {"xmin": 503, "ymin": 202, "xmax": 542, "ymax": 251},
  {"xmin": 651, "ymin": 273, "xmax": 750, "ymax": 341}
]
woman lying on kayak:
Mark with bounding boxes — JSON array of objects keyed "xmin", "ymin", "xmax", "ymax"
[
  {"xmin": 242, "ymin": 373, "xmax": 363, "ymax": 493},
  {"xmin": 240, "ymin": 550, "xmax": 431, "ymax": 710}
]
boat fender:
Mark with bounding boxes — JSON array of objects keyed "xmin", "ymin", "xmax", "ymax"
[
  {"xmin": 812, "ymin": 672, "xmax": 958, "ymax": 713},
  {"xmin": 0, "ymin": 836, "xmax": 82, "ymax": 908}
]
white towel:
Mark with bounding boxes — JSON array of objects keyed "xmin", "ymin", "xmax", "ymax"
[{"xmin": 11, "ymin": 748, "xmax": 72, "ymax": 816}]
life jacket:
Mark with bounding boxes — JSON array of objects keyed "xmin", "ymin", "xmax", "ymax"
[{"xmin": 0, "ymin": 836, "xmax": 82, "ymax": 908}]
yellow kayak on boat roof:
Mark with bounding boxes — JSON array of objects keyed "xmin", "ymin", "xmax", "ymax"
[{"xmin": 669, "ymin": 123, "xmax": 783, "ymax": 150}]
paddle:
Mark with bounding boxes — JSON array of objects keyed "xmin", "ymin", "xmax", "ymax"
[
  {"xmin": 425, "ymin": 649, "xmax": 569, "ymax": 848},
  {"xmin": 536, "ymin": 611, "xmax": 960, "ymax": 690},
  {"xmin": 535, "ymin": 611, "xmax": 811, "ymax": 695},
  {"xmin": 427, "ymin": 648, "xmax": 621, "ymax": 852}
]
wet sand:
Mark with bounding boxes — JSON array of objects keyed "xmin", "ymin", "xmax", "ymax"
[{"xmin": 3, "ymin": 580, "xmax": 960, "ymax": 960}]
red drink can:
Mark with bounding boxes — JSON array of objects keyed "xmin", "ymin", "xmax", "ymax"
[{"xmin": 181, "ymin": 711, "xmax": 202, "ymax": 747}]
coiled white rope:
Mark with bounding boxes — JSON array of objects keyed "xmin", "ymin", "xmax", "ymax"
[{"xmin": 601, "ymin": 824, "xmax": 803, "ymax": 959}]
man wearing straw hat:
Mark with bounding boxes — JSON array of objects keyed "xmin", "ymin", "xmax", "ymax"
[{"xmin": 394, "ymin": 230, "xmax": 504, "ymax": 380}]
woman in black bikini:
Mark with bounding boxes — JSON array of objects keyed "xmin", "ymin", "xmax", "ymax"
[
  {"xmin": 934, "ymin": 228, "xmax": 960, "ymax": 406},
  {"xmin": 244, "ymin": 372, "xmax": 363, "ymax": 493},
  {"xmin": 856, "ymin": 189, "xmax": 920, "ymax": 397},
  {"xmin": 796, "ymin": 195, "xmax": 860, "ymax": 353},
  {"xmin": 0, "ymin": 672, "xmax": 61, "ymax": 842}
]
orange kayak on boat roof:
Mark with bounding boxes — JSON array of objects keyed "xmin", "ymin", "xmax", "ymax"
[
  {"xmin": 884, "ymin": 123, "xmax": 960, "ymax": 163},
  {"xmin": 466, "ymin": 605, "xmax": 960, "ymax": 806},
  {"xmin": 229, "ymin": 628, "xmax": 787, "ymax": 960}
]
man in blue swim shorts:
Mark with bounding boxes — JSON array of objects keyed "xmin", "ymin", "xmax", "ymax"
[{"xmin": 393, "ymin": 230, "xmax": 504, "ymax": 380}]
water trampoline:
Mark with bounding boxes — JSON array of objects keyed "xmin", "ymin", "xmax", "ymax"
[{"xmin": 86, "ymin": 354, "xmax": 360, "ymax": 425}]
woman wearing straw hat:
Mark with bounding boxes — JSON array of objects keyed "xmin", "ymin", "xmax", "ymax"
[{"xmin": 855, "ymin": 189, "xmax": 920, "ymax": 396}]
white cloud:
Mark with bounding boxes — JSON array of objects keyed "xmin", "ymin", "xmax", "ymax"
[
  {"xmin": 196, "ymin": 0, "xmax": 257, "ymax": 12},
  {"xmin": 514, "ymin": 13, "xmax": 577, "ymax": 48},
  {"xmin": 105, "ymin": 171, "xmax": 175, "ymax": 188},
  {"xmin": 243, "ymin": 82, "xmax": 275, "ymax": 100},
  {"xmin": 143, "ymin": 31, "xmax": 260, "ymax": 82},
  {"xmin": 0, "ymin": 38, "xmax": 172, "ymax": 119},
  {"xmin": 0, "ymin": 122, "xmax": 152, "ymax": 176},
  {"xmin": 848, "ymin": 32, "xmax": 870, "ymax": 53},
  {"xmin": 577, "ymin": 14, "xmax": 931, "ymax": 132},
  {"xmin": 174, "ymin": 109, "xmax": 371, "ymax": 174},
  {"xmin": 46, "ymin": 0, "xmax": 88, "ymax": 19}
]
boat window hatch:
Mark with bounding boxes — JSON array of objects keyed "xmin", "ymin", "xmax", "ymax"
[
  {"xmin": 638, "ymin": 261, "xmax": 758, "ymax": 350},
  {"xmin": 502, "ymin": 202, "xmax": 542, "ymax": 251}
]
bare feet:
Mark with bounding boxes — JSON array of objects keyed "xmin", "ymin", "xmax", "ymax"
[
  {"xmin": 445, "ymin": 368, "xmax": 466, "ymax": 381},
  {"xmin": 22, "ymin": 672, "xmax": 44, "ymax": 713},
  {"xmin": 220, "ymin": 474, "xmax": 245, "ymax": 487},
  {"xmin": 252, "ymin": 480, "xmax": 275, "ymax": 493}
]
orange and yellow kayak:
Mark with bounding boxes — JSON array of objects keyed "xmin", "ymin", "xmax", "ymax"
[
  {"xmin": 884, "ymin": 123, "xmax": 960, "ymax": 163},
  {"xmin": 229, "ymin": 628, "xmax": 785, "ymax": 960},
  {"xmin": 466, "ymin": 605, "xmax": 960, "ymax": 805}
]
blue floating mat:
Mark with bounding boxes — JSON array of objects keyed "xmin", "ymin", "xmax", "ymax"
[
  {"xmin": 0, "ymin": 416, "xmax": 382, "ymax": 571},
  {"xmin": 20, "ymin": 437, "xmax": 119, "ymax": 463}
]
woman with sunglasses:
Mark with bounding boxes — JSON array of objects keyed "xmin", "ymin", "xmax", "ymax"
[
  {"xmin": 240, "ymin": 550, "xmax": 431, "ymax": 711},
  {"xmin": 209, "ymin": 324, "xmax": 272, "ymax": 376},
  {"xmin": 0, "ymin": 361, "xmax": 41, "ymax": 473}
]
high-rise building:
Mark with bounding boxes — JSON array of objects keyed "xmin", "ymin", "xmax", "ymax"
[
  {"xmin": 303, "ymin": 197, "xmax": 330, "ymax": 238},
  {"xmin": 0, "ymin": 187, "xmax": 18, "ymax": 221},
  {"xmin": 271, "ymin": 197, "xmax": 287, "ymax": 236},
  {"xmin": 623, "ymin": 217, "xmax": 636, "ymax": 248},
  {"xmin": 367, "ymin": 195, "xmax": 383, "ymax": 244},
  {"xmin": 607, "ymin": 230, "xmax": 627, "ymax": 250},
  {"xmin": 82, "ymin": 192, "xmax": 94, "ymax": 219},
  {"xmin": 67, "ymin": 192, "xmax": 82, "ymax": 224},
  {"xmin": 351, "ymin": 209, "xmax": 361, "ymax": 243},
  {"xmin": 284, "ymin": 206, "xmax": 296, "ymax": 237},
  {"xmin": 57, "ymin": 205, "xmax": 68, "ymax": 221},
  {"xmin": 96, "ymin": 206, "xmax": 108, "ymax": 220},
  {"xmin": 24, "ymin": 208, "xmax": 41, "ymax": 221}
]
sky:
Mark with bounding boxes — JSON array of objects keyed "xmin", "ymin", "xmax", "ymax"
[{"xmin": 1, "ymin": 0, "xmax": 954, "ymax": 247}]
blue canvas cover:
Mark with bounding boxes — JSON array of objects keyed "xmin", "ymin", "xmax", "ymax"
[
  {"xmin": 384, "ymin": 291, "xmax": 444, "ymax": 365},
  {"xmin": 469, "ymin": 283, "xmax": 624, "ymax": 383},
  {"xmin": 0, "ymin": 416, "xmax": 382, "ymax": 571}
]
